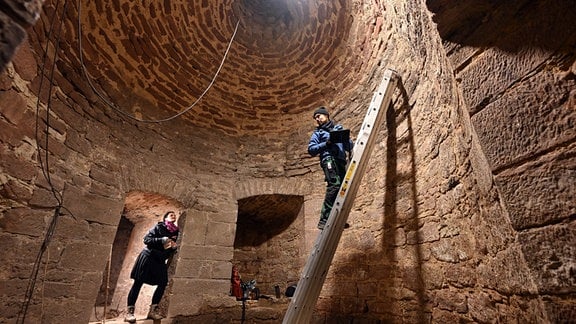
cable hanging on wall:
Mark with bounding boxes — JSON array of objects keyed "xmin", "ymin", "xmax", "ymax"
[
  {"xmin": 18, "ymin": 2, "xmax": 238, "ymax": 321},
  {"xmin": 18, "ymin": 0, "xmax": 74, "ymax": 322},
  {"xmin": 76, "ymin": 0, "xmax": 240, "ymax": 123}
]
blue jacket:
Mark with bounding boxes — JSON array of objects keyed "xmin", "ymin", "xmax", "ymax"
[{"xmin": 308, "ymin": 121, "xmax": 353, "ymax": 162}]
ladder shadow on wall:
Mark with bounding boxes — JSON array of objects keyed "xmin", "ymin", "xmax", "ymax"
[{"xmin": 320, "ymin": 78, "xmax": 427, "ymax": 322}]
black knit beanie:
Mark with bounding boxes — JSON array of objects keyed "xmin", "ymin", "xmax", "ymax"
[{"xmin": 313, "ymin": 106, "xmax": 329, "ymax": 118}]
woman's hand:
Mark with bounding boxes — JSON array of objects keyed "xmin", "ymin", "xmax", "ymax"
[{"xmin": 162, "ymin": 237, "xmax": 177, "ymax": 249}]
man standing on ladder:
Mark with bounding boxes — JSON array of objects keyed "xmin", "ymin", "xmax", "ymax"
[{"xmin": 308, "ymin": 106, "xmax": 354, "ymax": 230}]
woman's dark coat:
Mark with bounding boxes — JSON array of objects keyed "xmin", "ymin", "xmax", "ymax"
[{"xmin": 130, "ymin": 222, "xmax": 178, "ymax": 286}]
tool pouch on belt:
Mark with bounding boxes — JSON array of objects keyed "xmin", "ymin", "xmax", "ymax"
[{"xmin": 321, "ymin": 156, "xmax": 339, "ymax": 184}]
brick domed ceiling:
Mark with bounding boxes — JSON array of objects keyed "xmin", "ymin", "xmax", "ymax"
[{"xmin": 53, "ymin": 0, "xmax": 354, "ymax": 135}]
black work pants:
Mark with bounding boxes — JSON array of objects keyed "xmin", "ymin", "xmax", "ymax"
[{"xmin": 318, "ymin": 156, "xmax": 347, "ymax": 228}]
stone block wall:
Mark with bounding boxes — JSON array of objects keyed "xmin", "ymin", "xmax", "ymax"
[
  {"xmin": 0, "ymin": 48, "xmax": 275, "ymax": 322},
  {"xmin": 428, "ymin": 0, "xmax": 576, "ymax": 321},
  {"xmin": 301, "ymin": 1, "xmax": 548, "ymax": 322},
  {"xmin": 1, "ymin": 0, "xmax": 574, "ymax": 323}
]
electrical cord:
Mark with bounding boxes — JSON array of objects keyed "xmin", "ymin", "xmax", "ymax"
[
  {"xmin": 17, "ymin": 207, "xmax": 61, "ymax": 324},
  {"xmin": 18, "ymin": 1, "xmax": 240, "ymax": 322},
  {"xmin": 19, "ymin": 1, "xmax": 239, "ymax": 322},
  {"xmin": 34, "ymin": 0, "xmax": 64, "ymax": 207},
  {"xmin": 18, "ymin": 0, "xmax": 75, "ymax": 322}
]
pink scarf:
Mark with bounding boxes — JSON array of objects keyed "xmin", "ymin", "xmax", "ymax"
[{"xmin": 164, "ymin": 220, "xmax": 179, "ymax": 234}]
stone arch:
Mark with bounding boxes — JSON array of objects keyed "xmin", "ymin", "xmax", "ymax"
[
  {"xmin": 233, "ymin": 177, "xmax": 313, "ymax": 200},
  {"xmin": 118, "ymin": 164, "xmax": 200, "ymax": 209}
]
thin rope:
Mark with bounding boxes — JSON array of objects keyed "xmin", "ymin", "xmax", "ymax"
[{"xmin": 77, "ymin": 0, "xmax": 240, "ymax": 123}]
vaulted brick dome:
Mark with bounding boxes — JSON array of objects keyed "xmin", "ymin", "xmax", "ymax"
[{"xmin": 50, "ymin": 0, "xmax": 361, "ymax": 136}]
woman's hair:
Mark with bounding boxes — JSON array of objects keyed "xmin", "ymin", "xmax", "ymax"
[{"xmin": 163, "ymin": 211, "xmax": 175, "ymax": 220}]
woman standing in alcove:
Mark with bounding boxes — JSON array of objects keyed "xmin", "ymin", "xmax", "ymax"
[{"xmin": 124, "ymin": 211, "xmax": 179, "ymax": 323}]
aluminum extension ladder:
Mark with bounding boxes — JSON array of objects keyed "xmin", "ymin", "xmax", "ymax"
[{"xmin": 283, "ymin": 69, "xmax": 399, "ymax": 324}]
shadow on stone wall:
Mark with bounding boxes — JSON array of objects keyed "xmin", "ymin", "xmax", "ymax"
[
  {"xmin": 427, "ymin": 1, "xmax": 576, "ymax": 322},
  {"xmin": 426, "ymin": 0, "xmax": 576, "ymax": 53},
  {"xmin": 319, "ymin": 78, "xmax": 428, "ymax": 322}
]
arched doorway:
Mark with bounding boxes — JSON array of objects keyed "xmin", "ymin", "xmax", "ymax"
[{"xmin": 92, "ymin": 191, "xmax": 184, "ymax": 321}]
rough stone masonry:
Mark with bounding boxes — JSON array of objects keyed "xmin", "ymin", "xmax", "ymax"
[{"xmin": 0, "ymin": 0, "xmax": 574, "ymax": 323}]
